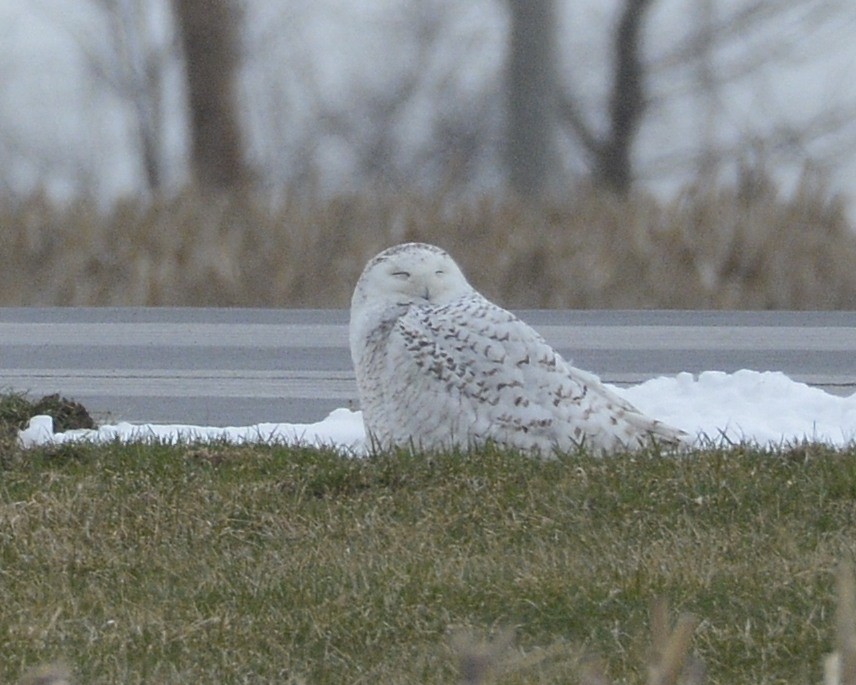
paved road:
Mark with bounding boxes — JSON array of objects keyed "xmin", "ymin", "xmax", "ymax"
[{"xmin": 2, "ymin": 308, "xmax": 855, "ymax": 426}]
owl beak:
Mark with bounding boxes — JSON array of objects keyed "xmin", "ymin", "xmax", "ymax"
[{"xmin": 421, "ymin": 286, "xmax": 431, "ymax": 301}]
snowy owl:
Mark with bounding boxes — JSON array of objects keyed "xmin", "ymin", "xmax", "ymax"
[{"xmin": 349, "ymin": 242, "xmax": 689, "ymax": 455}]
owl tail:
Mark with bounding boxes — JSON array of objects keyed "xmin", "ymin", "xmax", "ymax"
[{"xmin": 626, "ymin": 412, "xmax": 693, "ymax": 449}]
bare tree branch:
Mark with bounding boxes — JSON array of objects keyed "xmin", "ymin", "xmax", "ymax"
[{"xmin": 558, "ymin": 0, "xmax": 654, "ymax": 194}]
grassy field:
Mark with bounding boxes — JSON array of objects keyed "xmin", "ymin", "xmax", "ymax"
[
  {"xmin": 3, "ymin": 397, "xmax": 856, "ymax": 684},
  {"xmin": 2, "ymin": 173, "xmax": 856, "ymax": 309}
]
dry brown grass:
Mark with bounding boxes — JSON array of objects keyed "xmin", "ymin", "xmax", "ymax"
[
  {"xmin": 2, "ymin": 173, "xmax": 855, "ymax": 308},
  {"xmin": 453, "ymin": 598, "xmax": 703, "ymax": 685}
]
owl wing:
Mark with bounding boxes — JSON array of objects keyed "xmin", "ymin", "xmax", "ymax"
[{"xmin": 381, "ymin": 295, "xmax": 686, "ymax": 453}]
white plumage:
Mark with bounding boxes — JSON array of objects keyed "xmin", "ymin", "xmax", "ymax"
[{"xmin": 349, "ymin": 242, "xmax": 689, "ymax": 455}]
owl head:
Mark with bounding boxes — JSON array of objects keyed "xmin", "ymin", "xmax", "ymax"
[{"xmin": 351, "ymin": 243, "xmax": 473, "ymax": 314}]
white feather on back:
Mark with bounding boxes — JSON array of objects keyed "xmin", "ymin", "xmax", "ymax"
[{"xmin": 349, "ymin": 242, "xmax": 689, "ymax": 455}]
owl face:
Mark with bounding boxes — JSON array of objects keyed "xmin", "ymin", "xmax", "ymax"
[{"xmin": 352, "ymin": 243, "xmax": 473, "ymax": 311}]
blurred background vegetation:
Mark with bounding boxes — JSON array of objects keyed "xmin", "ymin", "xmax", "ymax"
[{"xmin": 2, "ymin": 0, "xmax": 856, "ymax": 308}]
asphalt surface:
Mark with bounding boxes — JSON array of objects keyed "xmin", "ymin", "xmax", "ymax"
[{"xmin": 2, "ymin": 308, "xmax": 855, "ymax": 426}]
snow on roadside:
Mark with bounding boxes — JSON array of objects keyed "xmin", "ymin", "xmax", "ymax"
[
  {"xmin": 17, "ymin": 370, "xmax": 856, "ymax": 452},
  {"xmin": 18, "ymin": 407, "xmax": 366, "ymax": 452}
]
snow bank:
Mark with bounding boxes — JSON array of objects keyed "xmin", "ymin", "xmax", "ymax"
[{"xmin": 17, "ymin": 370, "xmax": 856, "ymax": 452}]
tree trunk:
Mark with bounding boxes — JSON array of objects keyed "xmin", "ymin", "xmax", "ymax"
[
  {"xmin": 594, "ymin": 0, "xmax": 654, "ymax": 194},
  {"xmin": 172, "ymin": 0, "xmax": 246, "ymax": 190},
  {"xmin": 505, "ymin": 0, "xmax": 557, "ymax": 199}
]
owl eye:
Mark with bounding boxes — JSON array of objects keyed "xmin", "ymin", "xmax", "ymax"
[{"xmin": 391, "ymin": 271, "xmax": 410, "ymax": 279}]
